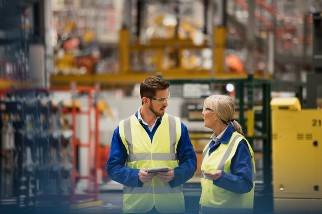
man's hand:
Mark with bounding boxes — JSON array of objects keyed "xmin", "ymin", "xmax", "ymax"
[
  {"xmin": 138, "ymin": 169, "xmax": 154, "ymax": 183},
  {"xmin": 204, "ymin": 170, "xmax": 222, "ymax": 180},
  {"xmin": 155, "ymin": 168, "xmax": 174, "ymax": 182}
]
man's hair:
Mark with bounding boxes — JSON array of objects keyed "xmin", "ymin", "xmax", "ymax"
[{"xmin": 140, "ymin": 76, "xmax": 170, "ymax": 98}]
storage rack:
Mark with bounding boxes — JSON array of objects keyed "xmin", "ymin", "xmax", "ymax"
[
  {"xmin": 0, "ymin": 89, "xmax": 66, "ymax": 210},
  {"xmin": 0, "ymin": 87, "xmax": 102, "ymax": 211},
  {"xmin": 63, "ymin": 83, "xmax": 101, "ymax": 208}
]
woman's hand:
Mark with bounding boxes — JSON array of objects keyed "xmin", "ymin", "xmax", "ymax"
[{"xmin": 204, "ymin": 170, "xmax": 222, "ymax": 180}]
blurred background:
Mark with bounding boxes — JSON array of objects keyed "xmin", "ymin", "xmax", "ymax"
[{"xmin": 1, "ymin": 0, "xmax": 322, "ymax": 213}]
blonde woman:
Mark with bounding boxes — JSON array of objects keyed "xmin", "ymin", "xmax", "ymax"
[{"xmin": 199, "ymin": 95, "xmax": 256, "ymax": 214}]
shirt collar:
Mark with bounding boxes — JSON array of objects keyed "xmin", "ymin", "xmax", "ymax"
[
  {"xmin": 137, "ymin": 106, "xmax": 161, "ymax": 127},
  {"xmin": 210, "ymin": 123, "xmax": 235, "ymax": 144},
  {"xmin": 210, "ymin": 127, "xmax": 227, "ymax": 142}
]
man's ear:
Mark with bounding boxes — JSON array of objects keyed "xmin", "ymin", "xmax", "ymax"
[{"xmin": 142, "ymin": 97, "xmax": 149, "ymax": 104}]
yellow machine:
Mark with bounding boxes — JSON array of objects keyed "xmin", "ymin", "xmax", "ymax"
[{"xmin": 271, "ymin": 97, "xmax": 322, "ymax": 213}]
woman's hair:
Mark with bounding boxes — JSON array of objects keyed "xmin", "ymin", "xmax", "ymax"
[
  {"xmin": 204, "ymin": 94, "xmax": 244, "ymax": 135},
  {"xmin": 140, "ymin": 76, "xmax": 169, "ymax": 98}
]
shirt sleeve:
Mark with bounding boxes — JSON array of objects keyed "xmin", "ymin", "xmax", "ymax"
[
  {"xmin": 169, "ymin": 123, "xmax": 197, "ymax": 187},
  {"xmin": 213, "ymin": 140, "xmax": 254, "ymax": 194},
  {"xmin": 105, "ymin": 126, "xmax": 142, "ymax": 187}
]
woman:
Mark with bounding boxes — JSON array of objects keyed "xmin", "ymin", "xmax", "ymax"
[{"xmin": 199, "ymin": 95, "xmax": 256, "ymax": 214}]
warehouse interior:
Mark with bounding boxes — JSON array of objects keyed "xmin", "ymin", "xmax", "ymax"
[{"xmin": 1, "ymin": 0, "xmax": 322, "ymax": 213}]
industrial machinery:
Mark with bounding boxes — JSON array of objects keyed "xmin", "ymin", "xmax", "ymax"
[
  {"xmin": 271, "ymin": 97, "xmax": 322, "ymax": 213},
  {"xmin": 270, "ymin": 11, "xmax": 322, "ymax": 213}
]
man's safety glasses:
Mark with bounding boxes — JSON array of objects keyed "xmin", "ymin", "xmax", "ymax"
[{"xmin": 147, "ymin": 93, "xmax": 170, "ymax": 103}]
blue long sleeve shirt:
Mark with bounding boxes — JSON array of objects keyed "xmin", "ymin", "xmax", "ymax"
[
  {"xmin": 106, "ymin": 112, "xmax": 197, "ymax": 188},
  {"xmin": 208, "ymin": 124, "xmax": 254, "ymax": 194}
]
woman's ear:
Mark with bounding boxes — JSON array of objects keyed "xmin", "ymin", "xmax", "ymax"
[{"xmin": 213, "ymin": 113, "xmax": 219, "ymax": 121}]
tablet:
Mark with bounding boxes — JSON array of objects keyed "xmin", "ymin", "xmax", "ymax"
[{"xmin": 147, "ymin": 167, "xmax": 169, "ymax": 173}]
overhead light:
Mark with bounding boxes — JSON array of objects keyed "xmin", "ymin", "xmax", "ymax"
[{"xmin": 226, "ymin": 83, "xmax": 234, "ymax": 93}]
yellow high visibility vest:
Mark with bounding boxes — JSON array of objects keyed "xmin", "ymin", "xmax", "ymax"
[
  {"xmin": 200, "ymin": 132, "xmax": 256, "ymax": 210},
  {"xmin": 119, "ymin": 113, "xmax": 185, "ymax": 213}
]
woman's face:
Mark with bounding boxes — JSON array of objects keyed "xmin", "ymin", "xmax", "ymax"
[{"xmin": 202, "ymin": 106, "xmax": 217, "ymax": 130}]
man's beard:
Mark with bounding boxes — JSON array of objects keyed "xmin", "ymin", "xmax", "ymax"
[{"xmin": 149, "ymin": 104, "xmax": 164, "ymax": 117}]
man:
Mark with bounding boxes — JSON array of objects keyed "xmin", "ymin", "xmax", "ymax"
[{"xmin": 106, "ymin": 76, "xmax": 197, "ymax": 213}]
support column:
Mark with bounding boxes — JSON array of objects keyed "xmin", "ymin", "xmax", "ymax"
[
  {"xmin": 212, "ymin": 0, "xmax": 227, "ymax": 77},
  {"xmin": 245, "ymin": 0, "xmax": 256, "ymax": 74}
]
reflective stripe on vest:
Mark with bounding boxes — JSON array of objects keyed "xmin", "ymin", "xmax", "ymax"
[
  {"xmin": 201, "ymin": 134, "xmax": 240, "ymax": 180},
  {"xmin": 128, "ymin": 153, "xmax": 177, "ymax": 161},
  {"xmin": 123, "ymin": 115, "xmax": 177, "ymax": 162},
  {"xmin": 201, "ymin": 134, "xmax": 255, "ymax": 181},
  {"xmin": 124, "ymin": 185, "xmax": 183, "ymax": 194}
]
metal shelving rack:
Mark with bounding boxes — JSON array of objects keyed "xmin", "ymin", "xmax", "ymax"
[{"xmin": 61, "ymin": 83, "xmax": 101, "ymax": 208}]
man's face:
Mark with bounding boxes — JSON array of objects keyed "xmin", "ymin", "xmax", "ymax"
[{"xmin": 148, "ymin": 89, "xmax": 170, "ymax": 117}]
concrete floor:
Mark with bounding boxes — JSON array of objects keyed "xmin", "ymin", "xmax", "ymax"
[
  {"xmin": 1, "ymin": 181, "xmax": 276, "ymax": 214},
  {"xmin": 1, "ymin": 181, "xmax": 201, "ymax": 214},
  {"xmin": 75, "ymin": 181, "xmax": 201, "ymax": 214}
]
